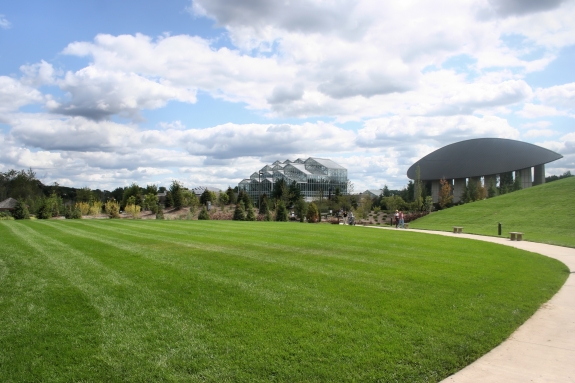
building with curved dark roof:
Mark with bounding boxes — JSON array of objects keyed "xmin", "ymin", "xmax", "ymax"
[{"xmin": 407, "ymin": 138, "xmax": 563, "ymax": 203}]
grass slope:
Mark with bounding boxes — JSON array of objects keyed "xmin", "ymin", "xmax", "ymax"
[
  {"xmin": 0, "ymin": 220, "xmax": 568, "ymax": 382},
  {"xmin": 411, "ymin": 176, "xmax": 575, "ymax": 248}
]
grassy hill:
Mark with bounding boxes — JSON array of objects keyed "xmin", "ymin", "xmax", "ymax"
[
  {"xmin": 0, "ymin": 220, "xmax": 568, "ymax": 382},
  {"xmin": 410, "ymin": 176, "xmax": 575, "ymax": 248}
]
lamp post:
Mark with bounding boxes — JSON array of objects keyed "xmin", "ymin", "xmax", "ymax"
[{"xmin": 258, "ymin": 171, "xmax": 263, "ymax": 207}]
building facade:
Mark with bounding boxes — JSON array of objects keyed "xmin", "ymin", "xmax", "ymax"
[
  {"xmin": 238, "ymin": 157, "xmax": 348, "ymax": 202},
  {"xmin": 406, "ymin": 138, "xmax": 563, "ymax": 203}
]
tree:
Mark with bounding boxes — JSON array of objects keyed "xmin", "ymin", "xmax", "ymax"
[
  {"xmin": 233, "ymin": 201, "xmax": 246, "ymax": 221},
  {"xmin": 259, "ymin": 194, "xmax": 269, "ymax": 215},
  {"xmin": 306, "ymin": 202, "xmax": 319, "ymax": 223},
  {"xmin": 76, "ymin": 186, "xmax": 93, "ymax": 203},
  {"xmin": 513, "ymin": 174, "xmax": 522, "ymax": 192},
  {"xmin": 105, "ymin": 199, "xmax": 120, "ymax": 218},
  {"xmin": 198, "ymin": 207, "xmax": 210, "ymax": 220},
  {"xmin": 487, "ymin": 178, "xmax": 497, "ymax": 198},
  {"xmin": 200, "ymin": 189, "xmax": 213, "ymax": 205},
  {"xmin": 438, "ymin": 178, "xmax": 453, "ymax": 209},
  {"xmin": 121, "ymin": 183, "xmax": 142, "ymax": 209},
  {"xmin": 169, "ymin": 180, "xmax": 184, "ymax": 209},
  {"xmin": 144, "ymin": 193, "xmax": 159, "ymax": 213},
  {"xmin": 37, "ymin": 192, "xmax": 61, "ymax": 219},
  {"xmin": 499, "ymin": 171, "xmax": 513, "ymax": 195},
  {"xmin": 424, "ymin": 196, "xmax": 433, "ymax": 213},
  {"xmin": 272, "ymin": 179, "xmax": 288, "ymax": 202},
  {"xmin": 414, "ymin": 165, "xmax": 423, "ymax": 210},
  {"xmin": 218, "ymin": 191, "xmax": 229, "ymax": 205},
  {"xmin": 12, "ymin": 199, "xmax": 30, "ymax": 219},
  {"xmin": 287, "ymin": 181, "xmax": 301, "ymax": 206},
  {"xmin": 293, "ymin": 197, "xmax": 307, "ymax": 223},
  {"xmin": 245, "ymin": 202, "xmax": 256, "ymax": 221},
  {"xmin": 275, "ymin": 200, "xmax": 288, "ymax": 222},
  {"xmin": 226, "ymin": 187, "xmax": 237, "ymax": 204},
  {"xmin": 382, "ymin": 184, "xmax": 391, "ymax": 197}
]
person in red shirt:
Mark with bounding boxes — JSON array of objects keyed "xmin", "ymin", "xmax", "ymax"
[{"xmin": 399, "ymin": 211, "xmax": 405, "ymax": 229}]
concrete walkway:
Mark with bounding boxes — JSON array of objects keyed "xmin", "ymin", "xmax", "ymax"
[{"xmin": 366, "ymin": 226, "xmax": 575, "ymax": 383}]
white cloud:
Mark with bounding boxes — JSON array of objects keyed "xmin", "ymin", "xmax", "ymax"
[
  {"xmin": 523, "ymin": 129, "xmax": 557, "ymax": 138},
  {"xmin": 20, "ymin": 60, "xmax": 56, "ymax": 87},
  {"xmin": 517, "ymin": 103, "xmax": 569, "ymax": 118},
  {"xmin": 51, "ymin": 66, "xmax": 197, "ymax": 120},
  {"xmin": 536, "ymin": 82, "xmax": 575, "ymax": 109},
  {"xmin": 0, "ymin": 76, "xmax": 44, "ymax": 115},
  {"xmin": 0, "ymin": 15, "xmax": 10, "ymax": 29}
]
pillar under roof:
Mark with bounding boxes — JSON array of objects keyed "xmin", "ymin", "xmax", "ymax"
[{"xmin": 533, "ymin": 164, "xmax": 545, "ymax": 186}]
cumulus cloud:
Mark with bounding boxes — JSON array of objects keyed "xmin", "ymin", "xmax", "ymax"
[
  {"xmin": 50, "ymin": 66, "xmax": 197, "ymax": 120},
  {"xmin": 356, "ymin": 115, "xmax": 519, "ymax": 149},
  {"xmin": 20, "ymin": 60, "xmax": 56, "ymax": 87},
  {"xmin": 517, "ymin": 103, "xmax": 569, "ymax": 118},
  {"xmin": 536, "ymin": 82, "xmax": 575, "ymax": 109},
  {"xmin": 487, "ymin": 0, "xmax": 567, "ymax": 17},
  {"xmin": 0, "ymin": 77, "xmax": 44, "ymax": 115}
]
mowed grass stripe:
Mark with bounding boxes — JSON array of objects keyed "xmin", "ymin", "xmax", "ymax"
[
  {"xmin": 0, "ymin": 220, "xmax": 569, "ymax": 382},
  {"xmin": 1, "ymin": 221, "xmax": 213, "ymax": 382}
]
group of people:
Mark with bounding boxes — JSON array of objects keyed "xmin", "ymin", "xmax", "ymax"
[{"xmin": 394, "ymin": 210, "xmax": 405, "ymax": 229}]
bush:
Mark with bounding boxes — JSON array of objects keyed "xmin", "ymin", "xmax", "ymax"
[
  {"xmin": 155, "ymin": 207, "xmax": 164, "ymax": 220},
  {"xmin": 88, "ymin": 200, "xmax": 102, "ymax": 216},
  {"xmin": 105, "ymin": 199, "xmax": 121, "ymax": 218},
  {"xmin": 233, "ymin": 202, "xmax": 246, "ymax": 221},
  {"xmin": 306, "ymin": 202, "xmax": 319, "ymax": 223},
  {"xmin": 0, "ymin": 211, "xmax": 14, "ymax": 220},
  {"xmin": 75, "ymin": 202, "xmax": 90, "ymax": 215},
  {"xmin": 275, "ymin": 200, "xmax": 288, "ymax": 222},
  {"xmin": 246, "ymin": 203, "xmax": 257, "ymax": 221},
  {"xmin": 210, "ymin": 211, "xmax": 233, "ymax": 220},
  {"xmin": 125, "ymin": 204, "xmax": 141, "ymax": 219},
  {"xmin": 12, "ymin": 199, "xmax": 30, "ymax": 220},
  {"xmin": 64, "ymin": 206, "xmax": 82, "ymax": 219},
  {"xmin": 198, "ymin": 207, "xmax": 210, "ymax": 220}
]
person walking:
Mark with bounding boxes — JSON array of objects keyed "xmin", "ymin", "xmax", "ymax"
[
  {"xmin": 394, "ymin": 210, "xmax": 399, "ymax": 228},
  {"xmin": 399, "ymin": 210, "xmax": 405, "ymax": 229}
]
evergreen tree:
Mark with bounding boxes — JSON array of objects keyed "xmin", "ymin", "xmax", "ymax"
[
  {"xmin": 198, "ymin": 206, "xmax": 210, "ymax": 220},
  {"xmin": 287, "ymin": 181, "xmax": 301, "ymax": 206},
  {"xmin": 306, "ymin": 202, "xmax": 319, "ymax": 223},
  {"xmin": 294, "ymin": 197, "xmax": 307, "ymax": 223},
  {"xmin": 226, "ymin": 187, "xmax": 237, "ymax": 204},
  {"xmin": 258, "ymin": 194, "xmax": 269, "ymax": 215},
  {"xmin": 200, "ymin": 189, "xmax": 213, "ymax": 205},
  {"xmin": 414, "ymin": 165, "xmax": 423, "ymax": 210},
  {"xmin": 233, "ymin": 201, "xmax": 246, "ymax": 221},
  {"xmin": 487, "ymin": 178, "xmax": 497, "ymax": 198},
  {"xmin": 245, "ymin": 202, "xmax": 256, "ymax": 221},
  {"xmin": 155, "ymin": 205, "xmax": 164, "ymax": 220},
  {"xmin": 438, "ymin": 178, "xmax": 453, "ymax": 208},
  {"xmin": 12, "ymin": 199, "xmax": 30, "ymax": 219},
  {"xmin": 275, "ymin": 200, "xmax": 288, "ymax": 221},
  {"xmin": 513, "ymin": 174, "xmax": 522, "ymax": 191},
  {"xmin": 169, "ymin": 180, "xmax": 184, "ymax": 209},
  {"xmin": 264, "ymin": 209, "xmax": 272, "ymax": 221}
]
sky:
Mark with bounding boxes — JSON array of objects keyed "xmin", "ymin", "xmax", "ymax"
[{"xmin": 0, "ymin": 0, "xmax": 574, "ymax": 192}]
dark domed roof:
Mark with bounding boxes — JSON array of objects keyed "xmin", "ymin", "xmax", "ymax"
[{"xmin": 407, "ymin": 138, "xmax": 563, "ymax": 180}]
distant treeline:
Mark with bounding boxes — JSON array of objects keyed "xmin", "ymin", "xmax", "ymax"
[{"xmin": 545, "ymin": 171, "xmax": 572, "ymax": 183}]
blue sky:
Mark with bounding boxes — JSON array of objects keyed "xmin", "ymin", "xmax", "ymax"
[{"xmin": 0, "ymin": 0, "xmax": 574, "ymax": 191}]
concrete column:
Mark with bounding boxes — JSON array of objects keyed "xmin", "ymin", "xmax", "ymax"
[
  {"xmin": 453, "ymin": 178, "xmax": 466, "ymax": 203},
  {"xmin": 533, "ymin": 164, "xmax": 545, "ymax": 186},
  {"xmin": 516, "ymin": 168, "xmax": 532, "ymax": 189},
  {"xmin": 431, "ymin": 180, "xmax": 440, "ymax": 203}
]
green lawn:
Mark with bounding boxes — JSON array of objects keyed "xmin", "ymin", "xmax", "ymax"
[
  {"xmin": 0, "ymin": 220, "xmax": 568, "ymax": 382},
  {"xmin": 411, "ymin": 176, "xmax": 575, "ymax": 248}
]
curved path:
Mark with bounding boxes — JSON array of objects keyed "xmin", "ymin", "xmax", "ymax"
[{"xmin": 366, "ymin": 226, "xmax": 575, "ymax": 383}]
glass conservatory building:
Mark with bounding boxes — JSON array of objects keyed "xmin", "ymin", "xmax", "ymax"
[{"xmin": 238, "ymin": 157, "xmax": 348, "ymax": 202}]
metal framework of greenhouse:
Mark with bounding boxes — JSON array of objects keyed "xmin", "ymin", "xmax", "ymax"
[{"xmin": 238, "ymin": 157, "xmax": 348, "ymax": 203}]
